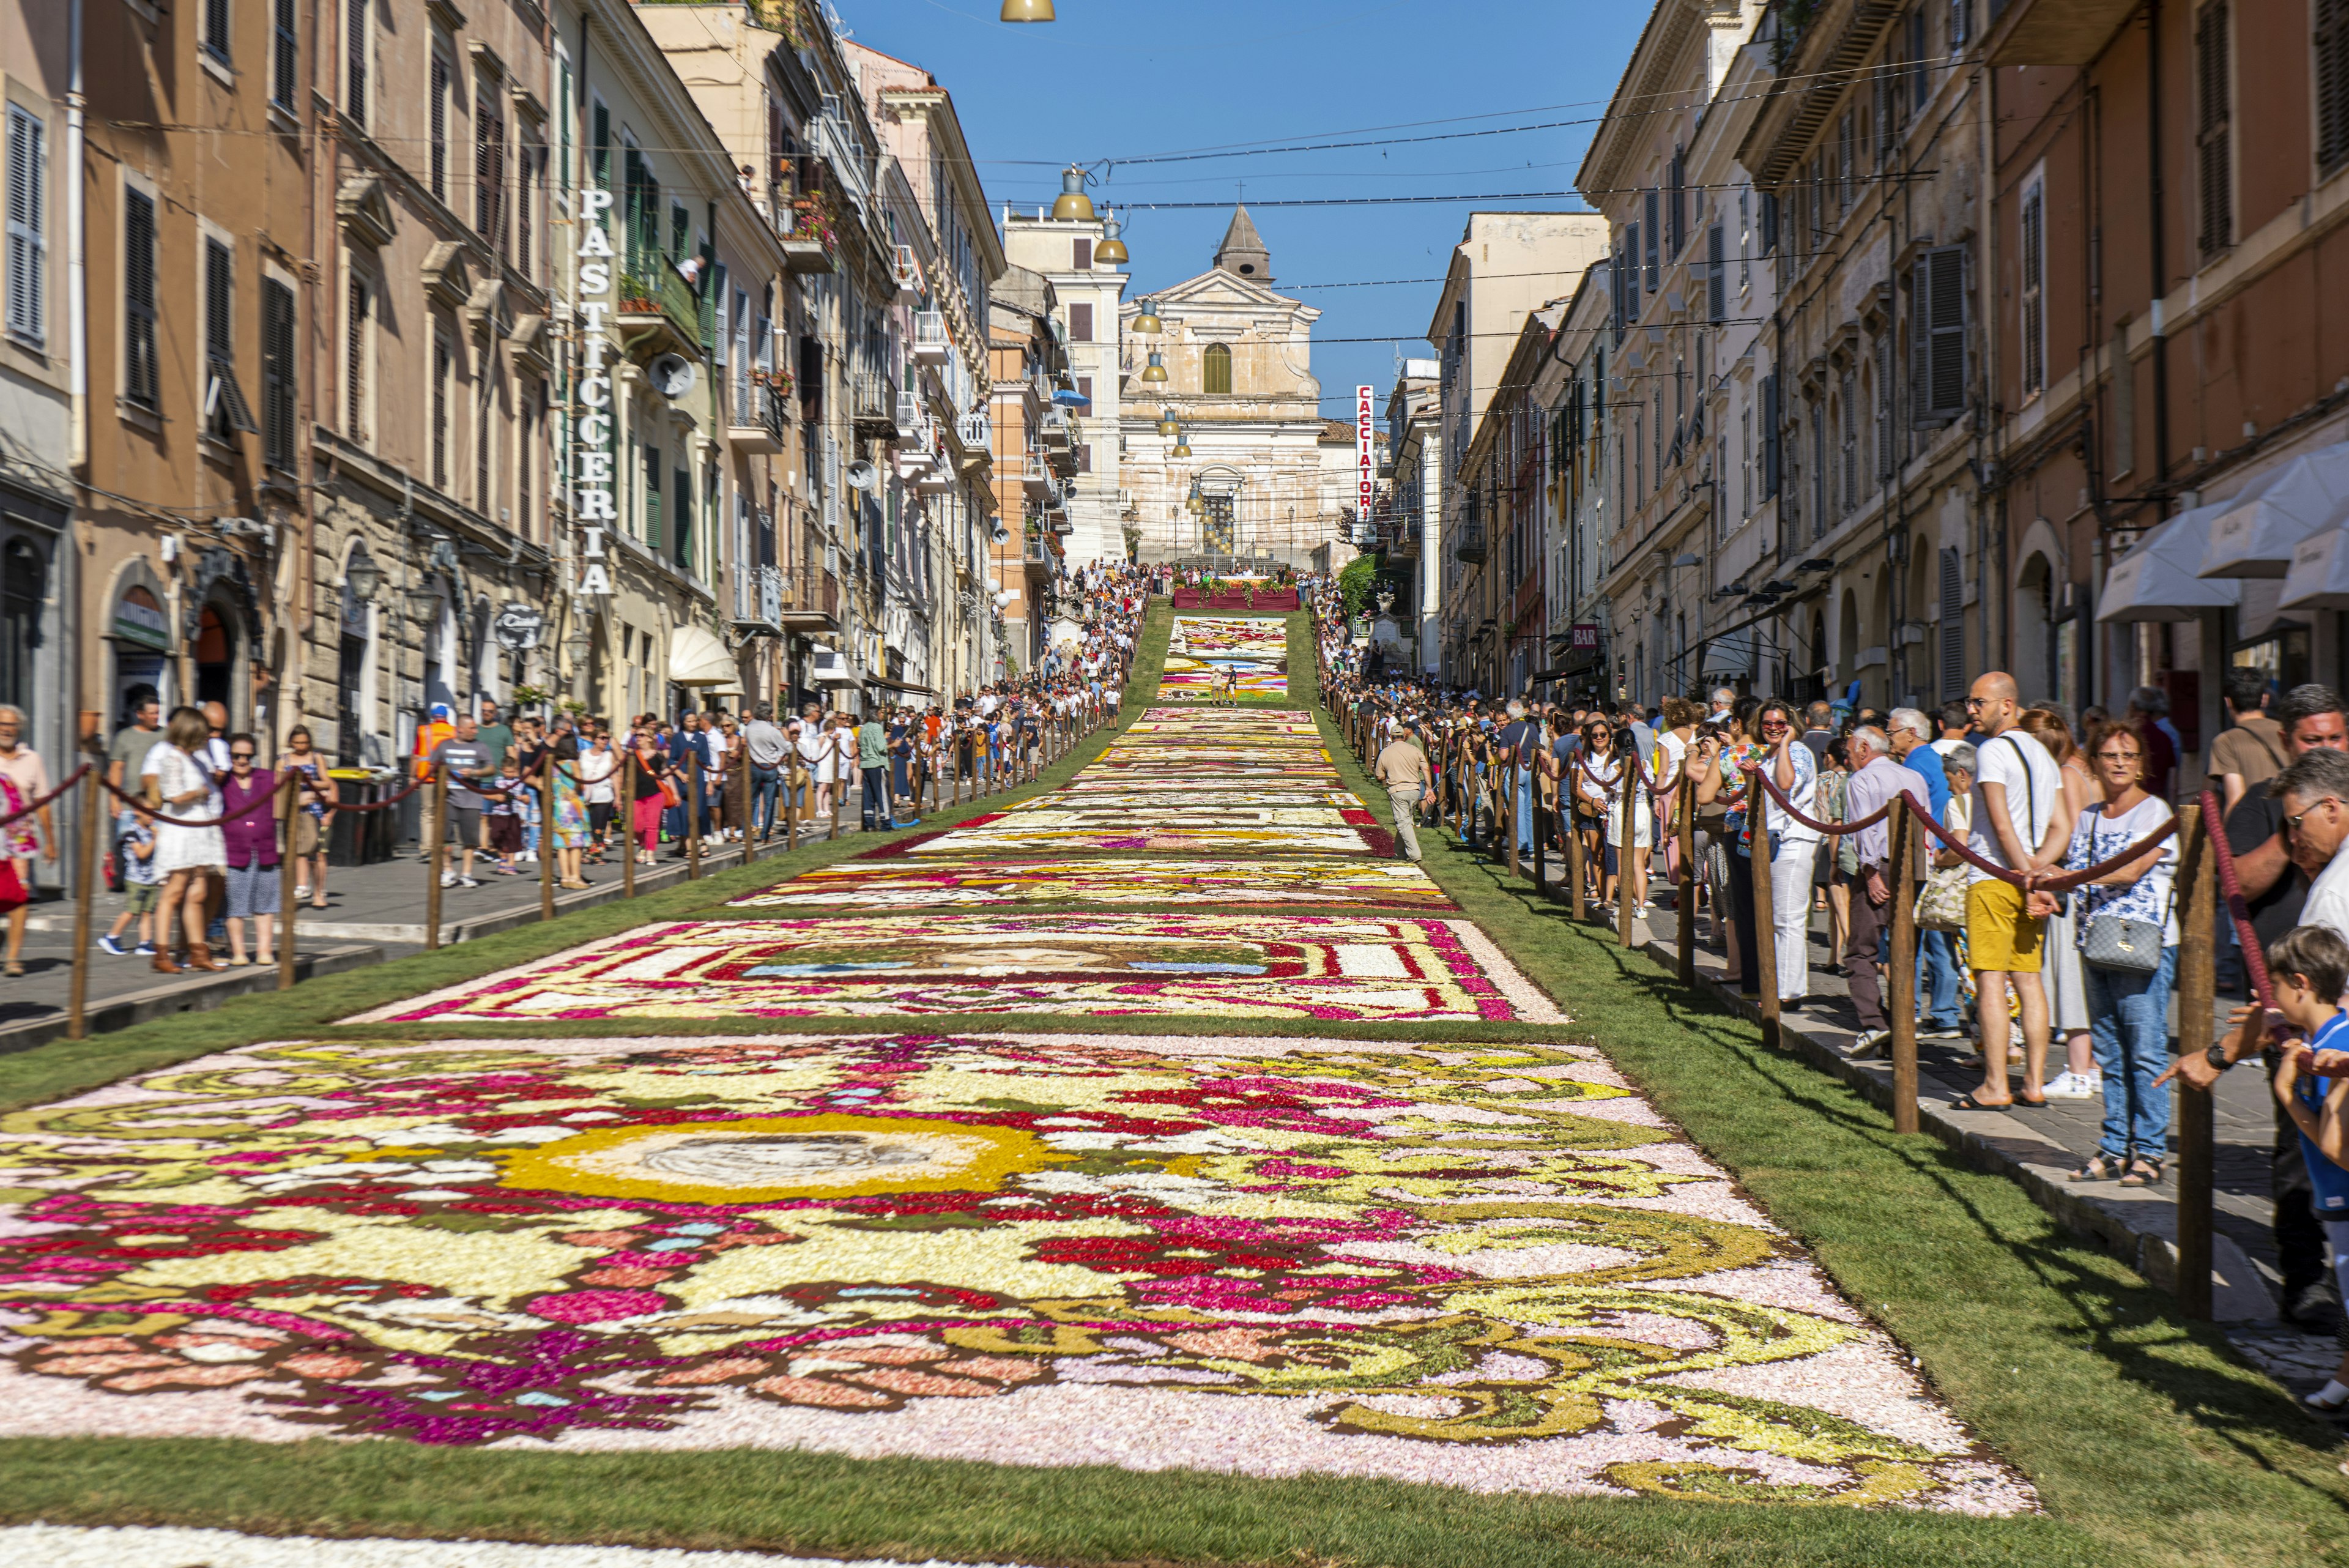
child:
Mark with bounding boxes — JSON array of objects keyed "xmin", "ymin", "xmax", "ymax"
[
  {"xmin": 2259, "ymin": 924, "xmax": 2349, "ymax": 1410},
  {"xmin": 98, "ymin": 811, "xmax": 160, "ymax": 956},
  {"xmin": 483, "ymin": 760, "xmax": 526, "ymax": 874}
]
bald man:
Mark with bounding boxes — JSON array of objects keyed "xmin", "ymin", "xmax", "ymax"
[{"xmin": 1955, "ymin": 671, "xmax": 2067, "ymax": 1111}]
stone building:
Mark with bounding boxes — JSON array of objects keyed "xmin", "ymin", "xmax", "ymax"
[
  {"xmin": 1116, "ymin": 209, "xmax": 1337, "ymax": 570},
  {"xmin": 1000, "ymin": 182, "xmax": 1122, "ymax": 568},
  {"xmin": 1382, "ymin": 362, "xmax": 1443, "ymax": 675},
  {"xmin": 987, "ymin": 264, "xmax": 1080, "ymax": 672}
]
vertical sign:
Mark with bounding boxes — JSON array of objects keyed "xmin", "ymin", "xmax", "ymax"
[
  {"xmin": 1355, "ymin": 385, "xmax": 1375, "ymax": 544},
  {"xmin": 571, "ymin": 187, "xmax": 618, "ymax": 596}
]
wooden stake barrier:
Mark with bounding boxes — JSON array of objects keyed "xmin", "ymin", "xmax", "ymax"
[
  {"xmin": 67, "ymin": 743, "xmax": 104, "ymax": 1038},
  {"xmin": 1887, "ymin": 801, "xmax": 1920, "ymax": 1134},
  {"xmin": 424, "ymin": 769, "xmax": 446, "ymax": 951},
  {"xmin": 539, "ymin": 765, "xmax": 557, "ymax": 922},
  {"xmin": 739, "ymin": 760, "xmax": 756, "ymax": 866},
  {"xmin": 1569, "ymin": 781, "xmax": 1587, "ymax": 922},
  {"xmin": 686, "ymin": 749, "xmax": 702, "ymax": 880},
  {"xmin": 621, "ymin": 748, "xmax": 637, "ymax": 900},
  {"xmin": 1616, "ymin": 765, "xmax": 1635, "ymax": 951},
  {"xmin": 2175, "ymin": 805, "xmax": 2217, "ymax": 1320},
  {"xmin": 276, "ymin": 771, "xmax": 298, "ymax": 992},
  {"xmin": 1750, "ymin": 770, "xmax": 1781, "ymax": 1052},
  {"xmin": 1675, "ymin": 774, "xmax": 1695, "ymax": 986}
]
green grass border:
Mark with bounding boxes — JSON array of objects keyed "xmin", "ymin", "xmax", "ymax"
[{"xmin": 2, "ymin": 610, "xmax": 2345, "ymax": 1566}]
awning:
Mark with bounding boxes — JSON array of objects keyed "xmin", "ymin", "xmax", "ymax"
[
  {"xmin": 2198, "ymin": 443, "xmax": 2349, "ymax": 578},
  {"xmin": 2281, "ymin": 525, "xmax": 2349, "ymax": 609},
  {"xmin": 1699, "ymin": 629, "xmax": 1756, "ymax": 676},
  {"xmin": 668, "ymin": 623, "xmax": 738, "ymax": 686},
  {"xmin": 2098, "ymin": 499, "xmax": 2244, "ymax": 622},
  {"xmin": 1052, "ymin": 388, "xmax": 1092, "ymax": 407},
  {"xmin": 809, "ymin": 645, "xmax": 860, "ymax": 686}
]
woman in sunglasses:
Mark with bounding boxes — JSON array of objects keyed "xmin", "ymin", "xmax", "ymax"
[
  {"xmin": 1571, "ymin": 718, "xmax": 1619, "ymax": 906},
  {"xmin": 1742, "ymin": 700, "xmax": 1825, "ymax": 1006},
  {"xmin": 217, "ymin": 734, "xmax": 280, "ymax": 968},
  {"xmin": 1691, "ymin": 697, "xmax": 1764, "ymax": 992}
]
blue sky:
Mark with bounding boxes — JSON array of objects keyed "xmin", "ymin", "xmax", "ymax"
[{"xmin": 834, "ymin": 0, "xmax": 1650, "ymax": 415}]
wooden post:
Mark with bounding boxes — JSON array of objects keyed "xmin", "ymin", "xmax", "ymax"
[
  {"xmin": 2175, "ymin": 803, "xmax": 2218, "ymax": 1320},
  {"xmin": 66, "ymin": 750, "xmax": 103, "ymax": 1038},
  {"xmin": 1530, "ymin": 767, "xmax": 1545, "ymax": 891},
  {"xmin": 739, "ymin": 759, "xmax": 755, "ymax": 866},
  {"xmin": 785, "ymin": 767, "xmax": 801, "ymax": 849},
  {"xmin": 1616, "ymin": 764, "xmax": 1635, "ymax": 950},
  {"xmin": 1505, "ymin": 756, "xmax": 1521, "ymax": 880},
  {"xmin": 621, "ymin": 748, "xmax": 637, "ymax": 901},
  {"xmin": 276, "ymin": 771, "xmax": 298, "ymax": 992},
  {"xmin": 1675, "ymin": 773, "xmax": 1696, "ymax": 986},
  {"xmin": 829, "ymin": 749, "xmax": 842, "ymax": 839},
  {"xmin": 424, "ymin": 768, "xmax": 446, "ymax": 951},
  {"xmin": 1569, "ymin": 775, "xmax": 1587, "ymax": 922},
  {"xmin": 538, "ymin": 764, "xmax": 557, "ymax": 921},
  {"xmin": 686, "ymin": 747, "xmax": 702, "ymax": 880},
  {"xmin": 1750, "ymin": 767, "xmax": 1781, "ymax": 1051},
  {"xmin": 1887, "ymin": 800, "xmax": 1920, "ymax": 1134}
]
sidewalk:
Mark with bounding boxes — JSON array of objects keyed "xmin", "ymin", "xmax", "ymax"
[
  {"xmin": 1475, "ymin": 839, "xmax": 2345, "ymax": 1396},
  {"xmin": 0, "ymin": 787, "xmax": 915, "ymax": 1052}
]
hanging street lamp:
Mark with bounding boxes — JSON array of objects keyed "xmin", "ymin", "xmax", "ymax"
[
  {"xmin": 343, "ymin": 554, "xmax": 382, "ymax": 602},
  {"xmin": 1000, "ymin": 0, "xmax": 1055, "ymax": 20},
  {"xmin": 1156, "ymin": 407, "xmax": 1179, "ymax": 436},
  {"xmin": 1171, "ymin": 428, "xmax": 1193, "ymax": 458},
  {"xmin": 1094, "ymin": 210, "xmax": 1128, "ymax": 264},
  {"xmin": 1141, "ymin": 349, "xmax": 1168, "ymax": 383},
  {"xmin": 1131, "ymin": 297, "xmax": 1162, "ymax": 335},
  {"xmin": 1051, "ymin": 166, "xmax": 1095, "ymax": 221}
]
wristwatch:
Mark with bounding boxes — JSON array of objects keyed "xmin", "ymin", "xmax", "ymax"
[{"xmin": 2204, "ymin": 1042, "xmax": 2234, "ymax": 1072}]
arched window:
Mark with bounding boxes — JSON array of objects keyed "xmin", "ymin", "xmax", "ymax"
[
  {"xmin": 1203, "ymin": 343, "xmax": 1232, "ymax": 395},
  {"xmin": 0, "ymin": 541, "xmax": 40, "ymax": 718}
]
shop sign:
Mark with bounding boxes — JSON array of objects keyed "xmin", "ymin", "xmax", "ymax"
[
  {"xmin": 112, "ymin": 585, "xmax": 171, "ymax": 651},
  {"xmin": 493, "ymin": 602, "xmax": 545, "ymax": 651},
  {"xmin": 571, "ymin": 186, "xmax": 619, "ymax": 597}
]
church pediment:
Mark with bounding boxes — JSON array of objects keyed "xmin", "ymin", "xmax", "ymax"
[{"xmin": 1152, "ymin": 268, "xmax": 1296, "ymax": 311}]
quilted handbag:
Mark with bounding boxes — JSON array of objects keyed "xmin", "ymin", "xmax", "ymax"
[
  {"xmin": 2077, "ymin": 808, "xmax": 2172, "ymax": 974},
  {"xmin": 1914, "ymin": 863, "xmax": 1969, "ymax": 933}
]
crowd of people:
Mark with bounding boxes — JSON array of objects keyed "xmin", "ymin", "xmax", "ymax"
[
  {"xmin": 56, "ymin": 562, "xmax": 1151, "ymax": 975},
  {"xmin": 1316, "ymin": 576, "xmax": 2349, "ymax": 1337}
]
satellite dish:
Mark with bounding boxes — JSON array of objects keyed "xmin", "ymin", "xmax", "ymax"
[
  {"xmin": 989, "ymin": 520, "xmax": 1011, "ymax": 544},
  {"xmin": 845, "ymin": 460, "xmax": 878, "ymax": 492},
  {"xmin": 649, "ymin": 354, "xmax": 696, "ymax": 399}
]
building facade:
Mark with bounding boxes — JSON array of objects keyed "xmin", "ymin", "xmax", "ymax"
[{"xmin": 1000, "ymin": 184, "xmax": 1121, "ymax": 568}]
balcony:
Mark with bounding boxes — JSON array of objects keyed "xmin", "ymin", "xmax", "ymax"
[
  {"xmin": 733, "ymin": 565, "xmax": 786, "ymax": 634},
  {"xmin": 778, "ymin": 565, "xmax": 840, "ymax": 628},
  {"xmin": 782, "ymin": 194, "xmax": 837, "ymax": 274},
  {"xmin": 615, "ymin": 256, "xmax": 707, "ymax": 360},
  {"xmin": 1453, "ymin": 525, "xmax": 1486, "ymax": 565},
  {"xmin": 727, "ymin": 379, "xmax": 787, "ymax": 453},
  {"xmin": 913, "ymin": 308, "xmax": 949, "ymax": 365},
  {"xmin": 1039, "ymin": 405, "xmax": 1072, "ymax": 450},
  {"xmin": 894, "ymin": 243, "xmax": 922, "ymax": 301},
  {"xmin": 955, "ymin": 410, "xmax": 992, "ymax": 451},
  {"xmin": 850, "ymin": 370, "xmax": 902, "ymax": 437},
  {"xmin": 915, "ymin": 455, "xmax": 957, "ymax": 494}
]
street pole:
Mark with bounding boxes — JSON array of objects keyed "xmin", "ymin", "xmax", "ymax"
[
  {"xmin": 686, "ymin": 746, "xmax": 702, "ymax": 880},
  {"xmin": 538, "ymin": 762, "xmax": 557, "ymax": 921},
  {"xmin": 1616, "ymin": 766, "xmax": 1635, "ymax": 950},
  {"xmin": 424, "ymin": 768, "xmax": 445, "ymax": 951},
  {"xmin": 621, "ymin": 748, "xmax": 637, "ymax": 901},
  {"xmin": 1675, "ymin": 773, "xmax": 1695, "ymax": 986},
  {"xmin": 66, "ymin": 743, "xmax": 102, "ymax": 1038},
  {"xmin": 276, "ymin": 770, "xmax": 297, "ymax": 992},
  {"xmin": 1751, "ymin": 775, "xmax": 1781, "ymax": 1052},
  {"xmin": 2175, "ymin": 804, "xmax": 2217, "ymax": 1319}
]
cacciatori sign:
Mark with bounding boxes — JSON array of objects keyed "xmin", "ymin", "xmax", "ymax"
[
  {"xmin": 568, "ymin": 187, "xmax": 619, "ymax": 596},
  {"xmin": 1355, "ymin": 385, "xmax": 1375, "ymax": 541}
]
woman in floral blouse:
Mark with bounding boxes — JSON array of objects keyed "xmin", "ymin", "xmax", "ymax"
[{"xmin": 1691, "ymin": 697, "xmax": 1763, "ymax": 993}]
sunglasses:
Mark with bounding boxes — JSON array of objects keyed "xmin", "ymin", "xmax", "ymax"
[
  {"xmin": 230, "ymin": 752, "xmax": 255, "ymax": 762},
  {"xmin": 2287, "ymin": 797, "xmax": 2340, "ymax": 834}
]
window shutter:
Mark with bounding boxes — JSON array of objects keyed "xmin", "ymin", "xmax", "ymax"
[
  {"xmin": 1072, "ymin": 237, "xmax": 1091, "ymax": 270},
  {"xmin": 1668, "ymin": 150, "xmax": 1684, "ymax": 256},
  {"xmin": 592, "ymin": 103, "xmax": 610, "ymax": 190},
  {"xmin": 204, "ymin": 239, "xmax": 232, "ymax": 360},
  {"xmin": 1643, "ymin": 190, "xmax": 1659, "ymax": 287},
  {"xmin": 347, "ymin": 0, "xmax": 369, "ymax": 127},
  {"xmin": 1937, "ymin": 546, "xmax": 1965, "ymax": 697},
  {"xmin": 2019, "ymin": 181, "xmax": 2045, "ymax": 396},
  {"xmin": 1068, "ymin": 301, "xmax": 1092, "ymax": 341},
  {"xmin": 1707, "ymin": 223, "xmax": 1725, "ymax": 322},
  {"xmin": 1761, "ymin": 372, "xmax": 1779, "ymax": 499},
  {"xmin": 429, "ymin": 54, "xmax": 449, "ymax": 200},
  {"xmin": 5, "ymin": 107, "xmax": 43, "ymax": 346},
  {"xmin": 1873, "ymin": 65, "xmax": 1892, "ymax": 166},
  {"xmin": 1909, "ymin": 9, "xmax": 1929, "ymax": 110},
  {"xmin": 273, "ymin": 0, "xmax": 298, "ymax": 110},
  {"xmin": 345, "ymin": 275, "xmax": 368, "ymax": 437},
  {"xmin": 2322, "ymin": 0, "xmax": 2349, "ymax": 174},
  {"xmin": 2196, "ymin": 1, "xmax": 2233, "ymax": 255},
  {"xmin": 1912, "ymin": 245, "xmax": 1966, "ymax": 423},
  {"xmin": 475, "ymin": 92, "xmax": 505, "ymax": 250},
  {"xmin": 262, "ymin": 278, "xmax": 295, "ymax": 470},
  {"xmin": 1759, "ymin": 190, "xmax": 1778, "ymax": 253},
  {"xmin": 1875, "ymin": 330, "xmax": 1894, "ymax": 478}
]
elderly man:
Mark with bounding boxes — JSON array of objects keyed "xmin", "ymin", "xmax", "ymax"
[
  {"xmin": 1839, "ymin": 726, "xmax": 1930, "ymax": 1059},
  {"xmin": 1496, "ymin": 700, "xmax": 1538, "ymax": 855},
  {"xmin": 1374, "ymin": 721, "xmax": 1431, "ymax": 863},
  {"xmin": 1888, "ymin": 707, "xmax": 1964, "ymax": 1036}
]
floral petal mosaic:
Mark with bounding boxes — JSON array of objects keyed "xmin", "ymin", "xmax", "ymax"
[
  {"xmin": 726, "ymin": 858, "xmax": 1457, "ymax": 911},
  {"xmin": 0, "ymin": 1030, "xmax": 2030, "ymax": 1511},
  {"xmin": 349, "ymin": 915, "xmax": 1556, "ymax": 1025},
  {"xmin": 1159, "ymin": 616, "xmax": 1290, "ymax": 695}
]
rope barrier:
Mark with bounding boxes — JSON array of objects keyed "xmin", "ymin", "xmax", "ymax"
[
  {"xmin": 0, "ymin": 762, "xmax": 91, "ymax": 830},
  {"xmin": 97, "ymin": 770, "xmax": 425, "ymax": 827}
]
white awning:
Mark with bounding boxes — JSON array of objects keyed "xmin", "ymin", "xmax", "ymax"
[
  {"xmin": 2198, "ymin": 443, "xmax": 2349, "ymax": 578},
  {"xmin": 1699, "ymin": 629, "xmax": 1755, "ymax": 676},
  {"xmin": 2098, "ymin": 502, "xmax": 2243, "ymax": 622},
  {"xmin": 2280, "ymin": 526, "xmax": 2349, "ymax": 610},
  {"xmin": 809, "ymin": 645, "xmax": 859, "ymax": 686},
  {"xmin": 667, "ymin": 624, "xmax": 738, "ymax": 686}
]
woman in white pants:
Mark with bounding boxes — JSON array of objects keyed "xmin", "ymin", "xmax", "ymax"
[
  {"xmin": 803, "ymin": 716, "xmax": 837, "ymax": 821},
  {"xmin": 1752, "ymin": 700, "xmax": 1822, "ymax": 1007}
]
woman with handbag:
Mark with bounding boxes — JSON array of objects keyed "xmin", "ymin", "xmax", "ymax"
[
  {"xmin": 2021, "ymin": 708, "xmax": 2101, "ymax": 1101},
  {"xmin": 2063, "ymin": 721, "xmax": 2179, "ymax": 1187},
  {"xmin": 629, "ymin": 727, "xmax": 667, "ymax": 867}
]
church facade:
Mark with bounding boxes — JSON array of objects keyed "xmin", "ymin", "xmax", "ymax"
[{"xmin": 1117, "ymin": 210, "xmax": 1346, "ymax": 569}]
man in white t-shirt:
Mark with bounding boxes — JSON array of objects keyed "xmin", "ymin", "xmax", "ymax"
[{"xmin": 1959, "ymin": 671, "xmax": 2068, "ymax": 1111}]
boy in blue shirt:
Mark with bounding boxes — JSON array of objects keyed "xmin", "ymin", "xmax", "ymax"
[{"xmin": 2262, "ymin": 924, "xmax": 2349, "ymax": 1410}]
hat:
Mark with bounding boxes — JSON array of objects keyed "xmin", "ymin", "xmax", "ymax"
[{"xmin": 429, "ymin": 704, "xmax": 452, "ymax": 721}]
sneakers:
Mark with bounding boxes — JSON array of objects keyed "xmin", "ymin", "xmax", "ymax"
[
  {"xmin": 456, "ymin": 875, "xmax": 481, "ymax": 889},
  {"xmin": 1917, "ymin": 1022, "xmax": 1967, "ymax": 1040},
  {"xmin": 293, "ymin": 884, "xmax": 310, "ymax": 901},
  {"xmin": 440, "ymin": 873, "xmax": 458, "ymax": 888},
  {"xmin": 1844, "ymin": 1030, "xmax": 1888, "ymax": 1060},
  {"xmin": 98, "ymin": 934, "xmax": 130, "ymax": 956},
  {"xmin": 133, "ymin": 941, "xmax": 157, "ymax": 956},
  {"xmin": 2043, "ymin": 1070, "xmax": 2102, "ymax": 1099}
]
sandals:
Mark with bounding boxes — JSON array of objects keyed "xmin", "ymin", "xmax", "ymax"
[
  {"xmin": 1950, "ymin": 1092, "xmax": 2046, "ymax": 1112},
  {"xmin": 2070, "ymin": 1152, "xmax": 2126, "ymax": 1183},
  {"xmin": 2118, "ymin": 1157, "xmax": 2165, "ymax": 1187}
]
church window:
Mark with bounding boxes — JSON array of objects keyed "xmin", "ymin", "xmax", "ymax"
[{"xmin": 1203, "ymin": 342, "xmax": 1231, "ymax": 395}]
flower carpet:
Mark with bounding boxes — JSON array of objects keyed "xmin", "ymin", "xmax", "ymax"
[
  {"xmin": 1159, "ymin": 615, "xmax": 1290, "ymax": 696},
  {"xmin": 0, "ymin": 651, "xmax": 2043, "ymax": 1525},
  {"xmin": 727, "ymin": 858, "xmax": 1456, "ymax": 910},
  {"xmin": 350, "ymin": 915, "xmax": 1553, "ymax": 1025},
  {"xmin": 0, "ymin": 1030, "xmax": 2028, "ymax": 1510}
]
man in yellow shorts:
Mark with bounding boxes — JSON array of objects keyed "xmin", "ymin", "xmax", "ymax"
[{"xmin": 1956, "ymin": 672, "xmax": 2066, "ymax": 1111}]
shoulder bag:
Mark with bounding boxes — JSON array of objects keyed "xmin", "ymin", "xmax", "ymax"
[{"xmin": 2078, "ymin": 806, "xmax": 2172, "ymax": 973}]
